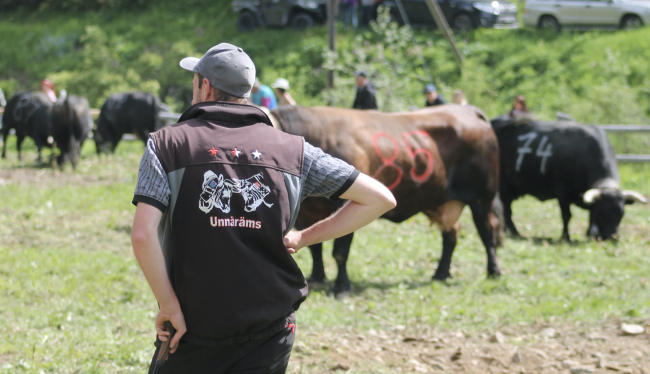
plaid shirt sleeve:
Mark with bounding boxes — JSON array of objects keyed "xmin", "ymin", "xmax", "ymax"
[
  {"xmin": 132, "ymin": 138, "xmax": 170, "ymax": 212},
  {"xmin": 300, "ymin": 141, "xmax": 360, "ymax": 201}
]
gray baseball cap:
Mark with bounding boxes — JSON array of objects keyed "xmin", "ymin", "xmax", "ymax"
[{"xmin": 179, "ymin": 43, "xmax": 256, "ymax": 98}]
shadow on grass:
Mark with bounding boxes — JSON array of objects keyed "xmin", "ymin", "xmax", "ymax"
[
  {"xmin": 506, "ymin": 233, "xmax": 593, "ymax": 247},
  {"xmin": 308, "ymin": 275, "xmax": 486, "ymax": 299}
]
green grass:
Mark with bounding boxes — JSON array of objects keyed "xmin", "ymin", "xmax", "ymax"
[{"xmin": 1, "ymin": 138, "xmax": 649, "ymax": 372}]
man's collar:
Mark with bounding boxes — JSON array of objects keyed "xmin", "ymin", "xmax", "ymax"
[{"xmin": 178, "ymin": 101, "xmax": 273, "ymax": 127}]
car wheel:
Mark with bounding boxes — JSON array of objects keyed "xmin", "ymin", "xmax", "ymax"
[
  {"xmin": 291, "ymin": 13, "xmax": 315, "ymax": 30},
  {"xmin": 452, "ymin": 14, "xmax": 473, "ymax": 32},
  {"xmin": 237, "ymin": 11, "xmax": 259, "ymax": 32},
  {"xmin": 621, "ymin": 14, "xmax": 643, "ymax": 29},
  {"xmin": 538, "ymin": 15, "xmax": 560, "ymax": 32}
]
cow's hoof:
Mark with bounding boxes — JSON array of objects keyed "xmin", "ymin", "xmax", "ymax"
[
  {"xmin": 432, "ymin": 272, "xmax": 451, "ymax": 281},
  {"xmin": 307, "ymin": 278, "xmax": 326, "ymax": 291},
  {"xmin": 487, "ymin": 271, "xmax": 502, "ymax": 279},
  {"xmin": 335, "ymin": 291, "xmax": 351, "ymax": 300},
  {"xmin": 333, "ymin": 281, "xmax": 351, "ymax": 296}
]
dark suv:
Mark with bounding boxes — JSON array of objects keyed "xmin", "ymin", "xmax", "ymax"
[
  {"xmin": 233, "ymin": 0, "xmax": 327, "ymax": 31},
  {"xmin": 381, "ymin": 0, "xmax": 518, "ymax": 31}
]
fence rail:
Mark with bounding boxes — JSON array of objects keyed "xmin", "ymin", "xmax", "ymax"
[
  {"xmin": 1, "ymin": 106, "xmax": 649, "ymax": 162},
  {"xmin": 599, "ymin": 125, "xmax": 650, "ymax": 133}
]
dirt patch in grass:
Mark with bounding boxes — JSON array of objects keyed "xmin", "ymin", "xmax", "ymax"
[
  {"xmin": 0, "ymin": 158, "xmax": 136, "ymax": 188},
  {"xmin": 290, "ymin": 321, "xmax": 650, "ymax": 373}
]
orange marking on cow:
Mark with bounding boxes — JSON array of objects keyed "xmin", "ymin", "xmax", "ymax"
[
  {"xmin": 401, "ymin": 130, "xmax": 434, "ymax": 183},
  {"xmin": 371, "ymin": 132, "xmax": 404, "ymax": 191},
  {"xmin": 371, "ymin": 131, "xmax": 435, "ymax": 190}
]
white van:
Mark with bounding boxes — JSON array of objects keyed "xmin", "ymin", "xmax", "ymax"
[{"xmin": 523, "ymin": 0, "xmax": 650, "ymax": 31}]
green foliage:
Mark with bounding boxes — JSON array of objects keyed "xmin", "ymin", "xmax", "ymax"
[
  {"xmin": 49, "ymin": 26, "xmax": 160, "ymax": 108},
  {"xmin": 0, "ymin": 0, "xmax": 648, "ymax": 123},
  {"xmin": 323, "ymin": 7, "xmax": 428, "ymax": 111},
  {"xmin": 0, "ymin": 0, "xmax": 149, "ymax": 12}
]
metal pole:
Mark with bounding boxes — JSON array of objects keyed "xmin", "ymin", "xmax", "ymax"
[
  {"xmin": 422, "ymin": 0, "xmax": 463, "ymax": 65},
  {"xmin": 327, "ymin": 0, "xmax": 337, "ymax": 90}
]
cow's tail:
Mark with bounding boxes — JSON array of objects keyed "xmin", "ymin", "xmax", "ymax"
[{"xmin": 491, "ymin": 194, "xmax": 505, "ymax": 248}]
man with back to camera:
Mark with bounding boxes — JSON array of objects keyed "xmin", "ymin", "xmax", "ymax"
[
  {"xmin": 424, "ymin": 84, "xmax": 446, "ymax": 107},
  {"xmin": 352, "ymin": 71, "xmax": 378, "ymax": 110},
  {"xmin": 131, "ymin": 43, "xmax": 396, "ymax": 373}
]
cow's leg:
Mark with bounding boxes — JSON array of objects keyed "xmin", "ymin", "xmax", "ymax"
[
  {"xmin": 332, "ymin": 232, "xmax": 354, "ymax": 298},
  {"xmin": 16, "ymin": 133, "xmax": 25, "ymax": 161},
  {"xmin": 469, "ymin": 202, "xmax": 502, "ymax": 278},
  {"xmin": 426, "ymin": 201, "xmax": 465, "ymax": 281},
  {"xmin": 307, "ymin": 243, "xmax": 326, "ymax": 288},
  {"xmin": 1, "ymin": 127, "xmax": 9, "ymax": 159},
  {"xmin": 500, "ymin": 189, "xmax": 521, "ymax": 237},
  {"xmin": 558, "ymin": 199, "xmax": 572, "ymax": 242},
  {"xmin": 433, "ymin": 222, "xmax": 460, "ymax": 281}
]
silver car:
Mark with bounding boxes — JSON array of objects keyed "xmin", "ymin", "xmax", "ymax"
[{"xmin": 523, "ymin": 0, "xmax": 650, "ymax": 31}]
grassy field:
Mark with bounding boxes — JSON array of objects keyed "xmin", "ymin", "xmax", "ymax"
[{"xmin": 0, "ymin": 138, "xmax": 649, "ymax": 373}]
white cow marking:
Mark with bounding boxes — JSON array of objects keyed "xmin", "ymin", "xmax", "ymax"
[
  {"xmin": 516, "ymin": 132, "xmax": 554, "ymax": 174},
  {"xmin": 516, "ymin": 132, "xmax": 537, "ymax": 172}
]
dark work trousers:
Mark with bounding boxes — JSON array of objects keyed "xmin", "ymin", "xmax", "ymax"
[{"xmin": 147, "ymin": 326, "xmax": 295, "ymax": 374}]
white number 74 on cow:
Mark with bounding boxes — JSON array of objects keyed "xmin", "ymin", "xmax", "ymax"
[{"xmin": 516, "ymin": 131, "xmax": 553, "ymax": 174}]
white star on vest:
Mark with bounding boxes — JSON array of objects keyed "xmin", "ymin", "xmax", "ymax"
[
  {"xmin": 230, "ymin": 148, "xmax": 242, "ymax": 158},
  {"xmin": 252, "ymin": 150, "xmax": 262, "ymax": 159}
]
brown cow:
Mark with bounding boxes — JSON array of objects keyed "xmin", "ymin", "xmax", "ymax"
[{"xmin": 270, "ymin": 105, "xmax": 503, "ymax": 297}]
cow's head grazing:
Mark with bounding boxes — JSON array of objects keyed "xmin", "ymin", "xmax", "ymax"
[{"xmin": 583, "ymin": 188, "xmax": 647, "ymax": 240}]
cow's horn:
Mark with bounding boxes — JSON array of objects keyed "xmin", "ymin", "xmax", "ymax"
[
  {"xmin": 583, "ymin": 189, "xmax": 602, "ymax": 205},
  {"xmin": 622, "ymin": 190, "xmax": 648, "ymax": 204}
]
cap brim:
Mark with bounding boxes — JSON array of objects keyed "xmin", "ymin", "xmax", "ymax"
[{"xmin": 179, "ymin": 57, "xmax": 200, "ymax": 72}]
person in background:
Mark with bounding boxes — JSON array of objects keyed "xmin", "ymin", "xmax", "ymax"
[
  {"xmin": 272, "ymin": 78, "xmax": 297, "ymax": 106},
  {"xmin": 424, "ymin": 84, "xmax": 446, "ymax": 107},
  {"xmin": 452, "ymin": 89, "xmax": 467, "ymax": 105},
  {"xmin": 40, "ymin": 79, "xmax": 57, "ymax": 102},
  {"xmin": 0, "ymin": 88, "xmax": 6, "ymax": 108},
  {"xmin": 352, "ymin": 71, "xmax": 378, "ymax": 110},
  {"xmin": 341, "ymin": 0, "xmax": 358, "ymax": 30},
  {"xmin": 508, "ymin": 94, "xmax": 529, "ymax": 118},
  {"xmin": 360, "ymin": 0, "xmax": 376, "ymax": 27},
  {"xmin": 250, "ymin": 78, "xmax": 277, "ymax": 109}
]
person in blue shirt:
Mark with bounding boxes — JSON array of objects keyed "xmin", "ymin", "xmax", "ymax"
[{"xmin": 250, "ymin": 79, "xmax": 277, "ymax": 109}]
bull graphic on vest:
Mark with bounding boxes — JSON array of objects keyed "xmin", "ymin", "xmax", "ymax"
[{"xmin": 199, "ymin": 170, "xmax": 274, "ymax": 214}]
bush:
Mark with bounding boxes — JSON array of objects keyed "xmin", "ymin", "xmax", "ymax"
[
  {"xmin": 49, "ymin": 26, "xmax": 160, "ymax": 108},
  {"xmin": 0, "ymin": 0, "xmax": 149, "ymax": 11}
]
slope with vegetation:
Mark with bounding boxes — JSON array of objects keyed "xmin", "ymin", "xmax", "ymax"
[{"xmin": 1, "ymin": 0, "xmax": 649, "ymax": 124}]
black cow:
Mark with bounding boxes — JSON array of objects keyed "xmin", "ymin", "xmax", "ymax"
[
  {"xmin": 491, "ymin": 115, "xmax": 647, "ymax": 241},
  {"xmin": 94, "ymin": 92, "xmax": 162, "ymax": 153},
  {"xmin": 1, "ymin": 92, "xmax": 53, "ymax": 161},
  {"xmin": 51, "ymin": 94, "xmax": 93, "ymax": 169}
]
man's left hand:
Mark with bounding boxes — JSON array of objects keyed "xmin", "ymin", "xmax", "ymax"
[{"xmin": 283, "ymin": 231, "xmax": 303, "ymax": 254}]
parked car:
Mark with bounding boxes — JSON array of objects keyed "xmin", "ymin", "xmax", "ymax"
[
  {"xmin": 381, "ymin": 0, "xmax": 519, "ymax": 31},
  {"xmin": 524, "ymin": 0, "xmax": 650, "ymax": 31},
  {"xmin": 233, "ymin": 0, "xmax": 327, "ymax": 31}
]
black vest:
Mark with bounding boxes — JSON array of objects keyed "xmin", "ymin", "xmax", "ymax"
[{"xmin": 152, "ymin": 102, "xmax": 307, "ymax": 345}]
